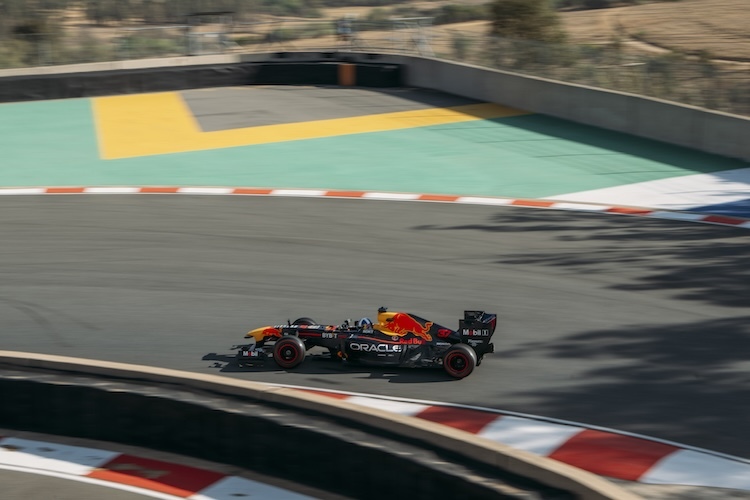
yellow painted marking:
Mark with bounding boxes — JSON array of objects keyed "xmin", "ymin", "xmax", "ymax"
[{"xmin": 93, "ymin": 91, "xmax": 528, "ymax": 160}]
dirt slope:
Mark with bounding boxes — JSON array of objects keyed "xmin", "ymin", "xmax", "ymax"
[{"xmin": 561, "ymin": 0, "xmax": 750, "ymax": 61}]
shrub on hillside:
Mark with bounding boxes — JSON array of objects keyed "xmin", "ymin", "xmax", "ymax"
[
  {"xmin": 434, "ymin": 4, "xmax": 490, "ymax": 25},
  {"xmin": 489, "ymin": 0, "xmax": 566, "ymax": 42}
]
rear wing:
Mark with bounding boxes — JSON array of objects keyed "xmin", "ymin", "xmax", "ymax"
[
  {"xmin": 461, "ymin": 311, "xmax": 497, "ymax": 334},
  {"xmin": 459, "ymin": 310, "xmax": 497, "ymax": 356}
]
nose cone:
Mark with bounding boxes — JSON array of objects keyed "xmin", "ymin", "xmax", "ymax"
[{"xmin": 246, "ymin": 326, "xmax": 278, "ymax": 342}]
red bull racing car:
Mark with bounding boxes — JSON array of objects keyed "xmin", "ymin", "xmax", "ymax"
[{"xmin": 234, "ymin": 307, "xmax": 497, "ymax": 379}]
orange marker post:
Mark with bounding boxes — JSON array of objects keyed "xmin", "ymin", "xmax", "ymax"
[{"xmin": 338, "ymin": 63, "xmax": 356, "ymax": 86}]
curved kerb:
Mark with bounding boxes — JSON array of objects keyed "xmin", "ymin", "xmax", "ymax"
[
  {"xmin": 0, "ymin": 186, "xmax": 748, "ymax": 229},
  {"xmin": 0, "ymin": 351, "xmax": 638, "ymax": 500}
]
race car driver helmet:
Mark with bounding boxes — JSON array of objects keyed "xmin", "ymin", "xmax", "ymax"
[{"xmin": 357, "ymin": 317, "xmax": 373, "ymax": 328}]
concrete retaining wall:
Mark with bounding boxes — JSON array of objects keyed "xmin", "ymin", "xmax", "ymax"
[
  {"xmin": 0, "ymin": 51, "xmax": 746, "ymax": 161},
  {"xmin": 0, "ymin": 53, "xmax": 401, "ymax": 102},
  {"xmin": 389, "ymin": 55, "xmax": 750, "ymax": 162},
  {"xmin": 0, "ymin": 352, "xmax": 637, "ymax": 500}
]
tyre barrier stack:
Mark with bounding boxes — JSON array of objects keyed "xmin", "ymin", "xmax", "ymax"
[{"xmin": 0, "ymin": 352, "xmax": 637, "ymax": 500}]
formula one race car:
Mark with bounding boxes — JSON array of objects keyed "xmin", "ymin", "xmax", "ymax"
[{"xmin": 234, "ymin": 307, "xmax": 497, "ymax": 379}]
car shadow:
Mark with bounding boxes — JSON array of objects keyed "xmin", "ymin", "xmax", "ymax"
[{"xmin": 201, "ymin": 351, "xmax": 457, "ymax": 383}]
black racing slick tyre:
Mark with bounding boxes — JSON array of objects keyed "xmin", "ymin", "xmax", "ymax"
[
  {"xmin": 443, "ymin": 344, "xmax": 478, "ymax": 379},
  {"xmin": 292, "ymin": 317, "xmax": 316, "ymax": 326},
  {"xmin": 273, "ymin": 336, "xmax": 306, "ymax": 369}
]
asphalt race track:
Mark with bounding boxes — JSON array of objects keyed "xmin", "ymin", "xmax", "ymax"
[{"xmin": 2, "ymin": 194, "xmax": 749, "ymax": 459}]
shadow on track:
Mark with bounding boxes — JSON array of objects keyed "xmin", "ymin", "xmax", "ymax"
[
  {"xmin": 201, "ymin": 352, "xmax": 456, "ymax": 384},
  {"xmin": 493, "ymin": 114, "xmax": 749, "ymax": 175},
  {"xmin": 500, "ymin": 316, "xmax": 750, "ymax": 457},
  {"xmin": 414, "ymin": 209, "xmax": 750, "ymax": 309},
  {"xmin": 412, "ymin": 209, "xmax": 750, "ymax": 456}
]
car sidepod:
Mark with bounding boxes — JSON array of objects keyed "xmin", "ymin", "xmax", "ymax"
[{"xmin": 343, "ymin": 335, "xmax": 409, "ymax": 365}]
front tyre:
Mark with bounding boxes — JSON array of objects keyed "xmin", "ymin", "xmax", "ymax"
[
  {"xmin": 443, "ymin": 344, "xmax": 477, "ymax": 379},
  {"xmin": 273, "ymin": 336, "xmax": 306, "ymax": 369}
]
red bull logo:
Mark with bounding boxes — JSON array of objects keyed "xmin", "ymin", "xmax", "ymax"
[
  {"xmin": 247, "ymin": 325, "xmax": 283, "ymax": 342},
  {"xmin": 382, "ymin": 313, "xmax": 433, "ymax": 341},
  {"xmin": 262, "ymin": 327, "xmax": 282, "ymax": 338},
  {"xmin": 400, "ymin": 337, "xmax": 426, "ymax": 345}
]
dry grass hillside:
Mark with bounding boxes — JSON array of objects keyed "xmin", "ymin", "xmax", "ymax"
[
  {"xmin": 560, "ymin": 0, "xmax": 750, "ymax": 61},
  {"xmin": 50, "ymin": 0, "xmax": 750, "ymax": 64},
  {"xmin": 320, "ymin": 0, "xmax": 750, "ymax": 63}
]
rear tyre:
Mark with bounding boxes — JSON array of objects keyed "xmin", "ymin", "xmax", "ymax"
[
  {"xmin": 443, "ymin": 344, "xmax": 477, "ymax": 379},
  {"xmin": 292, "ymin": 317, "xmax": 316, "ymax": 325},
  {"xmin": 273, "ymin": 336, "xmax": 306, "ymax": 369}
]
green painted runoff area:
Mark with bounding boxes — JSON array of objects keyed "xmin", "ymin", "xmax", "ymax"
[{"xmin": 0, "ymin": 97, "xmax": 744, "ymax": 197}]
